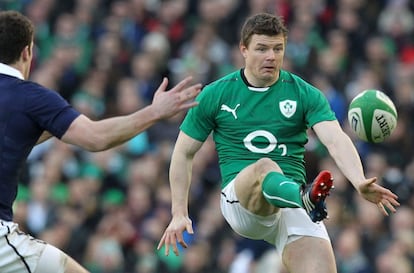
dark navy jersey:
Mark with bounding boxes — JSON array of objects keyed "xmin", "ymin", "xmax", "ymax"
[{"xmin": 0, "ymin": 67, "xmax": 80, "ymax": 221}]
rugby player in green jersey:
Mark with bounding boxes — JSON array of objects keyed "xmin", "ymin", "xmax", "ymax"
[{"xmin": 158, "ymin": 13, "xmax": 399, "ymax": 273}]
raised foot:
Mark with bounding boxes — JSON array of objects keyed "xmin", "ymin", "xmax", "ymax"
[{"xmin": 302, "ymin": 170, "xmax": 334, "ymax": 222}]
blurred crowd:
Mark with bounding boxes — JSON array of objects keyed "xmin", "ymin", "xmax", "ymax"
[{"xmin": 1, "ymin": 0, "xmax": 414, "ymax": 272}]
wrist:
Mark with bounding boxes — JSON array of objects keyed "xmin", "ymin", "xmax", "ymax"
[
  {"xmin": 172, "ymin": 206, "xmax": 188, "ymax": 217},
  {"xmin": 144, "ymin": 105, "xmax": 163, "ymax": 121}
]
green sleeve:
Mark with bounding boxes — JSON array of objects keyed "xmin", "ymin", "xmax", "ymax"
[
  {"xmin": 180, "ymin": 85, "xmax": 217, "ymax": 142},
  {"xmin": 305, "ymin": 85, "xmax": 337, "ymax": 128}
]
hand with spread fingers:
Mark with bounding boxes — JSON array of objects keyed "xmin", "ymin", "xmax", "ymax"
[
  {"xmin": 151, "ymin": 76, "xmax": 202, "ymax": 119},
  {"xmin": 157, "ymin": 215, "xmax": 193, "ymax": 256},
  {"xmin": 357, "ymin": 177, "xmax": 400, "ymax": 215}
]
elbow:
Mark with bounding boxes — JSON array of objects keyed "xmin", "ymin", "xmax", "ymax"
[
  {"xmin": 86, "ymin": 144, "xmax": 106, "ymax": 152},
  {"xmin": 62, "ymin": 116, "xmax": 113, "ymax": 152}
]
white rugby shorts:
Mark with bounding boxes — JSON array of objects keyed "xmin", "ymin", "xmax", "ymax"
[
  {"xmin": 220, "ymin": 179, "xmax": 330, "ymax": 253},
  {"xmin": 0, "ymin": 220, "xmax": 67, "ymax": 273}
]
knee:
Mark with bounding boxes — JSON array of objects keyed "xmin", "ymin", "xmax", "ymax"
[{"xmin": 256, "ymin": 158, "xmax": 282, "ymax": 178}]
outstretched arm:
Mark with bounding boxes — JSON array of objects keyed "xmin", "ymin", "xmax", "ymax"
[
  {"xmin": 61, "ymin": 77, "xmax": 201, "ymax": 151},
  {"xmin": 313, "ymin": 120, "xmax": 399, "ymax": 215},
  {"xmin": 157, "ymin": 131, "xmax": 203, "ymax": 256}
]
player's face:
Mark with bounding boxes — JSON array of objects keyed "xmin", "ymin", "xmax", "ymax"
[{"xmin": 240, "ymin": 34, "xmax": 285, "ymax": 87}]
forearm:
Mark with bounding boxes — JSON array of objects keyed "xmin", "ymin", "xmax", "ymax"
[
  {"xmin": 63, "ymin": 106, "xmax": 162, "ymax": 151},
  {"xmin": 325, "ymin": 131, "xmax": 366, "ymax": 191},
  {"xmin": 93, "ymin": 106, "xmax": 161, "ymax": 150},
  {"xmin": 169, "ymin": 150, "xmax": 193, "ymax": 217}
]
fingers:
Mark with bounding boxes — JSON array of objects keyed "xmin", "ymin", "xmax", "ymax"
[
  {"xmin": 377, "ymin": 191, "xmax": 400, "ymax": 216},
  {"xmin": 363, "ymin": 178, "xmax": 401, "ymax": 216},
  {"xmin": 179, "ymin": 84, "xmax": 202, "ymax": 101},
  {"xmin": 154, "ymin": 76, "xmax": 199, "ymax": 98},
  {"xmin": 154, "ymin": 77, "xmax": 169, "ymax": 96},
  {"xmin": 175, "ymin": 84, "xmax": 202, "ymax": 111},
  {"xmin": 377, "ymin": 200, "xmax": 397, "ymax": 216},
  {"xmin": 381, "ymin": 200, "xmax": 396, "ymax": 214},
  {"xmin": 169, "ymin": 76, "xmax": 194, "ymax": 94},
  {"xmin": 157, "ymin": 229, "xmax": 190, "ymax": 257},
  {"xmin": 157, "ymin": 233, "xmax": 166, "ymax": 251},
  {"xmin": 386, "ymin": 190, "xmax": 399, "ymax": 201},
  {"xmin": 377, "ymin": 202, "xmax": 388, "ymax": 216},
  {"xmin": 157, "ymin": 233, "xmax": 172, "ymax": 256},
  {"xmin": 157, "ymin": 232, "xmax": 177, "ymax": 256},
  {"xmin": 175, "ymin": 232, "xmax": 188, "ymax": 255},
  {"xmin": 179, "ymin": 101, "xmax": 200, "ymax": 111},
  {"xmin": 168, "ymin": 75, "xmax": 202, "ymax": 101}
]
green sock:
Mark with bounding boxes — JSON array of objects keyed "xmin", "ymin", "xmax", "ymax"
[{"xmin": 262, "ymin": 172, "xmax": 303, "ymax": 208}]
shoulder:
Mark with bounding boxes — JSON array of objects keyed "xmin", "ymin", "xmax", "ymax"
[
  {"xmin": 204, "ymin": 70, "xmax": 242, "ymax": 90},
  {"xmin": 281, "ymin": 70, "xmax": 313, "ymax": 88},
  {"xmin": 0, "ymin": 76, "xmax": 65, "ymax": 107},
  {"xmin": 23, "ymin": 80, "xmax": 65, "ymax": 99},
  {"xmin": 198, "ymin": 70, "xmax": 243, "ymax": 101},
  {"xmin": 280, "ymin": 70, "xmax": 323, "ymax": 95},
  {"xmin": 17, "ymin": 80, "xmax": 71, "ymax": 113},
  {"xmin": 8, "ymin": 78, "xmax": 59, "ymax": 99},
  {"xmin": 0, "ymin": 74, "xmax": 45, "ymax": 93}
]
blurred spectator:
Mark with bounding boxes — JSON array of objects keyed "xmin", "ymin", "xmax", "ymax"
[
  {"xmin": 169, "ymin": 21, "xmax": 231, "ymax": 84},
  {"xmin": 130, "ymin": 52, "xmax": 162, "ymax": 103},
  {"xmin": 378, "ymin": 0, "xmax": 414, "ymax": 50},
  {"xmin": 335, "ymin": 226, "xmax": 372, "ymax": 273},
  {"xmin": 5, "ymin": 1, "xmax": 414, "ymax": 272}
]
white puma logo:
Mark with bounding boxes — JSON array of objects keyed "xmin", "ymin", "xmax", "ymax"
[{"xmin": 221, "ymin": 104, "xmax": 240, "ymax": 119}]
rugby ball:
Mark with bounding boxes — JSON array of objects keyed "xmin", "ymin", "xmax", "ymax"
[{"xmin": 348, "ymin": 90, "xmax": 397, "ymax": 143}]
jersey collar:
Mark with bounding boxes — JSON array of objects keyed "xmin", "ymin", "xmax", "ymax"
[
  {"xmin": 240, "ymin": 68, "xmax": 274, "ymax": 92},
  {"xmin": 0, "ymin": 63, "xmax": 24, "ymax": 80}
]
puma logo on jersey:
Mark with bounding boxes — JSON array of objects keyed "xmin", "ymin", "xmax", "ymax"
[{"xmin": 221, "ymin": 104, "xmax": 240, "ymax": 119}]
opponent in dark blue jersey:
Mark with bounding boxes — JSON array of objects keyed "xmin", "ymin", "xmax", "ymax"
[{"xmin": 0, "ymin": 10, "xmax": 201, "ymax": 273}]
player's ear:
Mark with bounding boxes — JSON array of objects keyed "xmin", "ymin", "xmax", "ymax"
[
  {"xmin": 21, "ymin": 42, "xmax": 33, "ymax": 62},
  {"xmin": 240, "ymin": 43, "xmax": 248, "ymax": 58}
]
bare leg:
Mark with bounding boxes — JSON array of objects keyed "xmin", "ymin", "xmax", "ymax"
[
  {"xmin": 64, "ymin": 257, "xmax": 90, "ymax": 273},
  {"xmin": 282, "ymin": 236, "xmax": 337, "ymax": 273},
  {"xmin": 234, "ymin": 157, "xmax": 282, "ymax": 216},
  {"xmin": 233, "ymin": 158, "xmax": 336, "ymax": 272},
  {"xmin": 34, "ymin": 244, "xmax": 90, "ymax": 273}
]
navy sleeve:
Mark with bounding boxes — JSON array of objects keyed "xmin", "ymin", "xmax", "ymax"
[{"xmin": 23, "ymin": 82, "xmax": 80, "ymax": 138}]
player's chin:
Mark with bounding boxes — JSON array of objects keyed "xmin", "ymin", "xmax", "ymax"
[{"xmin": 260, "ymin": 72, "xmax": 277, "ymax": 82}]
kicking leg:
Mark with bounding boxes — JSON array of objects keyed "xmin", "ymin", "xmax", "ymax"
[
  {"xmin": 234, "ymin": 157, "xmax": 334, "ymax": 221},
  {"xmin": 234, "ymin": 157, "xmax": 300, "ymax": 216}
]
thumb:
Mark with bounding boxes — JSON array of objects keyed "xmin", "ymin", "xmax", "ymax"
[
  {"xmin": 186, "ymin": 223, "xmax": 194, "ymax": 234},
  {"xmin": 154, "ymin": 77, "xmax": 168, "ymax": 96},
  {"xmin": 366, "ymin": 177, "xmax": 377, "ymax": 185}
]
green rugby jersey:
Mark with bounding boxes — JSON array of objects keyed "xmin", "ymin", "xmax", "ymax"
[{"xmin": 181, "ymin": 69, "xmax": 337, "ymax": 188}]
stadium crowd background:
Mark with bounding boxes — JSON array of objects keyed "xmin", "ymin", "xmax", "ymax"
[{"xmin": 1, "ymin": 0, "xmax": 414, "ymax": 272}]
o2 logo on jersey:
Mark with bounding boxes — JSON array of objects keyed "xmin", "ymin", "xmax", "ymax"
[{"xmin": 243, "ymin": 130, "xmax": 287, "ymax": 155}]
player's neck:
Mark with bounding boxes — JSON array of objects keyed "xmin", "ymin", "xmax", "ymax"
[
  {"xmin": 9, "ymin": 60, "xmax": 29, "ymax": 80},
  {"xmin": 241, "ymin": 68, "xmax": 279, "ymax": 88}
]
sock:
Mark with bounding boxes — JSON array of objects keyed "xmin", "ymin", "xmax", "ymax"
[{"xmin": 262, "ymin": 172, "xmax": 303, "ymax": 208}]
